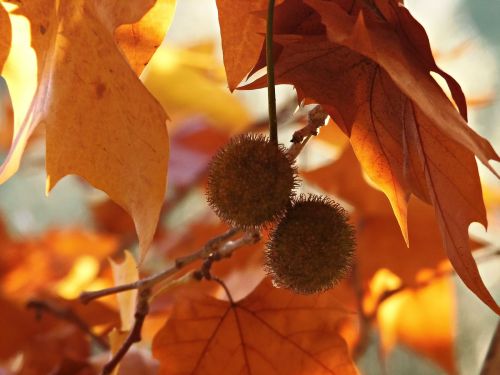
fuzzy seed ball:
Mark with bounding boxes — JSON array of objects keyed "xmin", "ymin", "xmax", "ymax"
[
  {"xmin": 265, "ymin": 194, "xmax": 355, "ymax": 294},
  {"xmin": 206, "ymin": 134, "xmax": 298, "ymax": 228}
]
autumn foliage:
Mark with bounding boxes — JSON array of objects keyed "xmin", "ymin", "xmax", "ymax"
[{"xmin": 0, "ymin": 0, "xmax": 498, "ymax": 374}]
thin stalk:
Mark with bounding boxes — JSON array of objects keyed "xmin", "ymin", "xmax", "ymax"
[{"xmin": 266, "ymin": 0, "xmax": 278, "ymax": 145}]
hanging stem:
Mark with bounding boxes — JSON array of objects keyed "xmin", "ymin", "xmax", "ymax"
[{"xmin": 266, "ymin": 0, "xmax": 278, "ymax": 145}]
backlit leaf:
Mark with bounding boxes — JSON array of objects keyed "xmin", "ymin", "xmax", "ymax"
[
  {"xmin": 245, "ymin": 0, "xmax": 499, "ymax": 313},
  {"xmin": 153, "ymin": 279, "xmax": 358, "ymax": 374},
  {"xmin": 0, "ymin": 0, "xmax": 173, "ymax": 260}
]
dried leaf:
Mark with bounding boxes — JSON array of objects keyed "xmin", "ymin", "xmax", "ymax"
[
  {"xmin": 303, "ymin": 146, "xmax": 475, "ymax": 370},
  {"xmin": 110, "ymin": 250, "xmax": 139, "ymax": 332},
  {"xmin": 215, "ymin": 0, "xmax": 270, "ymax": 91},
  {"xmin": 0, "ymin": 0, "xmax": 173, "ymax": 260},
  {"xmin": 305, "ymin": 0, "xmax": 498, "ymax": 169},
  {"xmin": 245, "ymin": 0, "xmax": 499, "ymax": 313},
  {"xmin": 304, "ymin": 146, "xmax": 481, "ymax": 286},
  {"xmin": 0, "ymin": 295, "xmax": 37, "ymax": 360},
  {"xmin": 115, "ymin": 0, "xmax": 176, "ymax": 76},
  {"xmin": 153, "ymin": 279, "xmax": 358, "ymax": 374}
]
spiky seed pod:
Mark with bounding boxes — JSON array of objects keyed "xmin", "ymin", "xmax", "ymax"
[
  {"xmin": 265, "ymin": 194, "xmax": 355, "ymax": 294},
  {"xmin": 206, "ymin": 134, "xmax": 298, "ymax": 228}
]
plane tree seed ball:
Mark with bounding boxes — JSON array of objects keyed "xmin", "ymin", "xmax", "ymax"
[
  {"xmin": 206, "ymin": 134, "xmax": 298, "ymax": 228},
  {"xmin": 265, "ymin": 194, "xmax": 355, "ymax": 294}
]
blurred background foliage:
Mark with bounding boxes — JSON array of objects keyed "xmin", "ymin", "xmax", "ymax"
[{"xmin": 0, "ymin": 0, "xmax": 498, "ymax": 374}]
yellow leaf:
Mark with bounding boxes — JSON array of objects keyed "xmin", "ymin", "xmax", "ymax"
[
  {"xmin": 373, "ymin": 270, "xmax": 456, "ymax": 374},
  {"xmin": 141, "ymin": 42, "xmax": 252, "ymax": 132},
  {"xmin": 0, "ymin": 0, "xmax": 173, "ymax": 260},
  {"xmin": 115, "ymin": 0, "xmax": 177, "ymax": 76},
  {"xmin": 110, "ymin": 250, "xmax": 138, "ymax": 332}
]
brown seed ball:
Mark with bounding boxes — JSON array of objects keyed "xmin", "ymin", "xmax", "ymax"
[
  {"xmin": 265, "ymin": 194, "xmax": 355, "ymax": 294},
  {"xmin": 206, "ymin": 134, "xmax": 298, "ymax": 228}
]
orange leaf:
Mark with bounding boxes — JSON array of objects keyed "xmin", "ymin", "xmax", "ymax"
[
  {"xmin": 304, "ymin": 146, "xmax": 482, "ymax": 286},
  {"xmin": 0, "ymin": 295, "xmax": 38, "ymax": 360},
  {"xmin": 0, "ymin": 1, "xmax": 172, "ymax": 261},
  {"xmin": 115, "ymin": 0, "xmax": 176, "ymax": 76},
  {"xmin": 161, "ymin": 215, "xmax": 266, "ymax": 301},
  {"xmin": 305, "ymin": 0, "xmax": 498, "ymax": 170},
  {"xmin": 215, "ymin": 0, "xmax": 286, "ymax": 91},
  {"xmin": 0, "ymin": 228, "xmax": 118, "ymax": 299},
  {"xmin": 245, "ymin": 0, "xmax": 499, "ymax": 313},
  {"xmin": 375, "ymin": 274, "xmax": 456, "ymax": 374},
  {"xmin": 153, "ymin": 279, "xmax": 358, "ymax": 374},
  {"xmin": 0, "ymin": 3, "xmax": 10, "ymax": 71},
  {"xmin": 0, "ymin": 293, "xmax": 117, "ymax": 372},
  {"xmin": 402, "ymin": 107, "xmax": 498, "ymax": 312},
  {"xmin": 303, "ymin": 146, "xmax": 482, "ymax": 370}
]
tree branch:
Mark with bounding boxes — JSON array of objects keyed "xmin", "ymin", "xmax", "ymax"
[
  {"xmin": 288, "ymin": 105, "xmax": 328, "ymax": 160},
  {"xmin": 26, "ymin": 299, "xmax": 109, "ymax": 351},
  {"xmin": 82, "ymin": 103, "xmax": 322, "ymax": 372},
  {"xmin": 291, "ymin": 105, "xmax": 329, "ymax": 144},
  {"xmin": 98, "ymin": 230, "xmax": 261, "ymax": 374},
  {"xmin": 101, "ymin": 288, "xmax": 151, "ymax": 375},
  {"xmin": 80, "ymin": 227, "xmax": 242, "ymax": 304}
]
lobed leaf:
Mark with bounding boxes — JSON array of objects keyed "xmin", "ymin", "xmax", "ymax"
[
  {"xmin": 153, "ymin": 279, "xmax": 358, "ymax": 375},
  {"xmin": 242, "ymin": 0, "xmax": 499, "ymax": 314},
  {"xmin": 0, "ymin": 0, "xmax": 175, "ymax": 260}
]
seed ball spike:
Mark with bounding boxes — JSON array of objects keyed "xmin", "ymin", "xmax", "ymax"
[
  {"xmin": 206, "ymin": 134, "xmax": 298, "ymax": 228},
  {"xmin": 265, "ymin": 194, "xmax": 356, "ymax": 294}
]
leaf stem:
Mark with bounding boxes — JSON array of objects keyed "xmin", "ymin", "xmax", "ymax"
[{"xmin": 266, "ymin": 0, "xmax": 278, "ymax": 145}]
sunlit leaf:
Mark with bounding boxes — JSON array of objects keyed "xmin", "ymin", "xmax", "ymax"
[
  {"xmin": 110, "ymin": 250, "xmax": 139, "ymax": 332},
  {"xmin": 153, "ymin": 278, "xmax": 358, "ymax": 375},
  {"xmin": 0, "ymin": 0, "xmax": 173, "ymax": 260},
  {"xmin": 142, "ymin": 43, "xmax": 252, "ymax": 132}
]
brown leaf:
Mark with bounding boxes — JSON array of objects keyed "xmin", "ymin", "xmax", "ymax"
[
  {"xmin": 18, "ymin": 326, "xmax": 90, "ymax": 375},
  {"xmin": 0, "ymin": 0, "xmax": 172, "ymax": 260},
  {"xmin": 303, "ymin": 146, "xmax": 481, "ymax": 371},
  {"xmin": 402, "ymin": 105, "xmax": 496, "ymax": 312},
  {"xmin": 152, "ymin": 279, "xmax": 358, "ymax": 374},
  {"xmin": 215, "ymin": 0, "xmax": 268, "ymax": 91},
  {"xmin": 91, "ymin": 198, "xmax": 137, "ymax": 240},
  {"xmin": 167, "ymin": 119, "xmax": 230, "ymax": 191},
  {"xmin": 245, "ymin": 0, "xmax": 498, "ymax": 313},
  {"xmin": 305, "ymin": 0, "xmax": 498, "ymax": 169},
  {"xmin": 304, "ymin": 146, "xmax": 482, "ymax": 286},
  {"xmin": 246, "ymin": 33, "xmax": 413, "ymax": 242}
]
